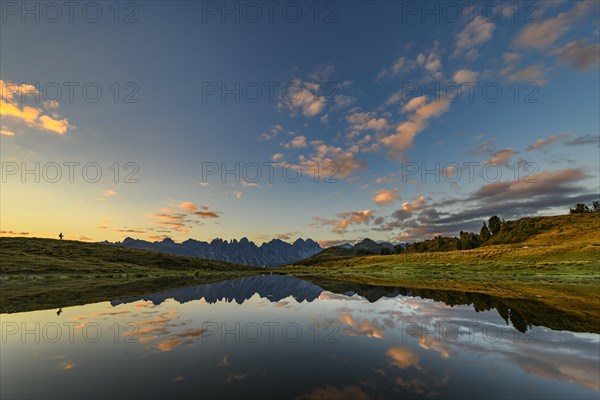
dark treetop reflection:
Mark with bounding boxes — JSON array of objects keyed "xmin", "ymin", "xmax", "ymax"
[{"xmin": 1, "ymin": 275, "xmax": 598, "ymax": 399}]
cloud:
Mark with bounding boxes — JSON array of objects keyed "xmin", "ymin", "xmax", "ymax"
[
  {"xmin": 386, "ymin": 346, "xmax": 421, "ymax": 370},
  {"xmin": 0, "ymin": 80, "xmax": 73, "ymax": 135},
  {"xmin": 378, "ymin": 42, "xmax": 443, "ymax": 81},
  {"xmin": 217, "ymin": 355, "xmax": 229, "ymax": 367},
  {"xmin": 283, "ymin": 135, "xmax": 308, "ymax": 149},
  {"xmin": 295, "ymin": 141, "xmax": 366, "ymax": 178},
  {"xmin": 452, "ymin": 68, "xmax": 479, "ymax": 83},
  {"xmin": 339, "ymin": 312, "xmax": 386, "ymax": 339},
  {"xmin": 310, "ymin": 64, "xmax": 335, "ymax": 82},
  {"xmin": 566, "ymin": 134, "xmax": 600, "ymax": 147},
  {"xmin": 500, "ymin": 52, "xmax": 548, "ymax": 85},
  {"xmin": 512, "ymin": 2, "xmax": 593, "ymax": 50},
  {"xmin": 526, "ymin": 133, "xmax": 569, "ymax": 150},
  {"xmin": 145, "ymin": 201, "xmax": 220, "ymax": 236},
  {"xmin": 316, "ymin": 239, "xmax": 357, "ymax": 248},
  {"xmin": 272, "ymin": 152, "xmax": 284, "ymax": 161},
  {"xmin": 379, "ymin": 167, "xmax": 595, "ymax": 241},
  {"xmin": 60, "ymin": 361, "xmax": 76, "ymax": 370},
  {"xmin": 387, "ymin": 196, "xmax": 427, "ymax": 226},
  {"xmin": 469, "ymin": 168, "xmax": 588, "ymax": 203},
  {"xmin": 504, "ymin": 62, "xmax": 547, "ymax": 85},
  {"xmin": 232, "ymin": 191, "xmax": 242, "ymax": 199},
  {"xmin": 402, "ymin": 96, "xmax": 427, "ymax": 113},
  {"xmin": 372, "ymin": 188, "xmax": 399, "ymax": 206},
  {"xmin": 337, "ymin": 210, "xmax": 374, "ymax": 229},
  {"xmin": 96, "ymin": 189, "xmax": 118, "ymax": 201},
  {"xmin": 312, "ymin": 210, "xmax": 375, "ymax": 234},
  {"xmin": 503, "ymin": 52, "xmax": 523, "ymax": 65},
  {"xmin": 274, "ymin": 231, "xmax": 300, "ymax": 241},
  {"xmin": 373, "ymin": 173, "xmax": 396, "ymax": 185},
  {"xmin": 1, "ymin": 81, "xmax": 37, "ymax": 100},
  {"xmin": 224, "ymin": 374, "xmax": 248, "ymax": 383},
  {"xmin": 555, "ymin": 40, "xmax": 600, "ymax": 70},
  {"xmin": 331, "ymin": 94, "xmax": 357, "ymax": 111},
  {"xmin": 97, "ymin": 226, "xmax": 146, "ymax": 234},
  {"xmin": 377, "ymin": 56, "xmax": 418, "ymax": 80},
  {"xmin": 346, "ymin": 111, "xmax": 390, "ymax": 140},
  {"xmin": 278, "ymin": 79, "xmax": 326, "ymax": 117},
  {"xmin": 486, "ymin": 148, "xmax": 517, "ymax": 166},
  {"xmin": 382, "ymin": 97, "xmax": 450, "ymax": 160},
  {"xmin": 259, "ymin": 124, "xmax": 283, "ymax": 141},
  {"xmin": 156, "ymin": 338, "xmax": 180, "ymax": 352},
  {"xmin": 0, "ymin": 230, "xmax": 29, "ymax": 236},
  {"xmin": 464, "ymin": 48, "xmax": 479, "ymax": 61},
  {"xmin": 179, "ymin": 202, "xmax": 198, "ymax": 212},
  {"xmin": 240, "ymin": 180, "xmax": 259, "ymax": 188},
  {"xmin": 38, "ymin": 115, "xmax": 71, "ymax": 134},
  {"xmin": 0, "ymin": 128, "xmax": 15, "ymax": 136},
  {"xmin": 384, "ymin": 90, "xmax": 404, "ymax": 107},
  {"xmin": 455, "ymin": 16, "xmax": 495, "ymax": 51},
  {"xmin": 176, "ymin": 328, "xmax": 206, "ymax": 339}
]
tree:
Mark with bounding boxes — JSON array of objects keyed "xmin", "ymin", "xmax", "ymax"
[
  {"xmin": 570, "ymin": 203, "xmax": 590, "ymax": 214},
  {"xmin": 479, "ymin": 222, "xmax": 491, "ymax": 242},
  {"xmin": 355, "ymin": 248, "xmax": 374, "ymax": 256},
  {"xmin": 393, "ymin": 244, "xmax": 403, "ymax": 254},
  {"xmin": 488, "ymin": 216, "xmax": 501, "ymax": 235},
  {"xmin": 380, "ymin": 247, "xmax": 391, "ymax": 255},
  {"xmin": 593, "ymin": 201, "xmax": 600, "ymax": 213},
  {"xmin": 459, "ymin": 231, "xmax": 481, "ymax": 250}
]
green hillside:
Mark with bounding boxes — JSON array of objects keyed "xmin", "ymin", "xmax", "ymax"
[
  {"xmin": 0, "ymin": 237, "xmax": 255, "ymax": 275},
  {"xmin": 296, "ymin": 213, "xmax": 600, "ymax": 266},
  {"xmin": 0, "ymin": 237, "xmax": 259, "ymax": 313}
]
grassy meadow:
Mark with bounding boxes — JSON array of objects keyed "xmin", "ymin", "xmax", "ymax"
[{"xmin": 0, "ymin": 237, "xmax": 259, "ymax": 313}]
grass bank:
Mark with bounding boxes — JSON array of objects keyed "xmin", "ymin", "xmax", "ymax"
[{"xmin": 0, "ymin": 237, "xmax": 261, "ymax": 313}]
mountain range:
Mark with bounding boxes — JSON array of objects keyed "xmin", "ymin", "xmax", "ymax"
[
  {"xmin": 293, "ymin": 238, "xmax": 398, "ymax": 265},
  {"xmin": 107, "ymin": 237, "xmax": 322, "ymax": 267},
  {"xmin": 111, "ymin": 274, "xmax": 325, "ymax": 306}
]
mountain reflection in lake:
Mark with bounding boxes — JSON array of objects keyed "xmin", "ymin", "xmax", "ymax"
[{"xmin": 1, "ymin": 275, "xmax": 598, "ymax": 399}]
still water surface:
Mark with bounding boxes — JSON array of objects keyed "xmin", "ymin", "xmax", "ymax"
[{"xmin": 1, "ymin": 275, "xmax": 598, "ymax": 399}]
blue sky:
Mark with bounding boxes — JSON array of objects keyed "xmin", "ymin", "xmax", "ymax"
[{"xmin": 1, "ymin": 0, "xmax": 599, "ymax": 245}]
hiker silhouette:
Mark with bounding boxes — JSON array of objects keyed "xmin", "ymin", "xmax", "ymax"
[{"xmin": 59, "ymin": 233, "xmax": 63, "ymax": 240}]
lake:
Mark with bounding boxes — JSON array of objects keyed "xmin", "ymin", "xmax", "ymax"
[{"xmin": 1, "ymin": 275, "xmax": 598, "ymax": 399}]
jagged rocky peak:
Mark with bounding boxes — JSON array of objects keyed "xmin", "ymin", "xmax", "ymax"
[
  {"xmin": 113, "ymin": 235, "xmax": 323, "ymax": 267},
  {"xmin": 239, "ymin": 237, "xmax": 254, "ymax": 246},
  {"xmin": 121, "ymin": 237, "xmax": 136, "ymax": 245}
]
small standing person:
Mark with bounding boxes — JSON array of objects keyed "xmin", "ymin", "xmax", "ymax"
[{"xmin": 59, "ymin": 232, "xmax": 63, "ymax": 240}]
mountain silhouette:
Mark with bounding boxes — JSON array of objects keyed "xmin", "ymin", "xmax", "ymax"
[
  {"xmin": 110, "ymin": 274, "xmax": 325, "ymax": 306},
  {"xmin": 108, "ymin": 237, "xmax": 322, "ymax": 267}
]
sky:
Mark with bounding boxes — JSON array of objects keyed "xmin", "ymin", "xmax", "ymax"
[{"xmin": 1, "ymin": 0, "xmax": 599, "ymax": 246}]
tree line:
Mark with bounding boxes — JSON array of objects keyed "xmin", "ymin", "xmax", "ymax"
[
  {"xmin": 570, "ymin": 201, "xmax": 600, "ymax": 214},
  {"xmin": 382, "ymin": 201, "xmax": 599, "ymax": 255}
]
